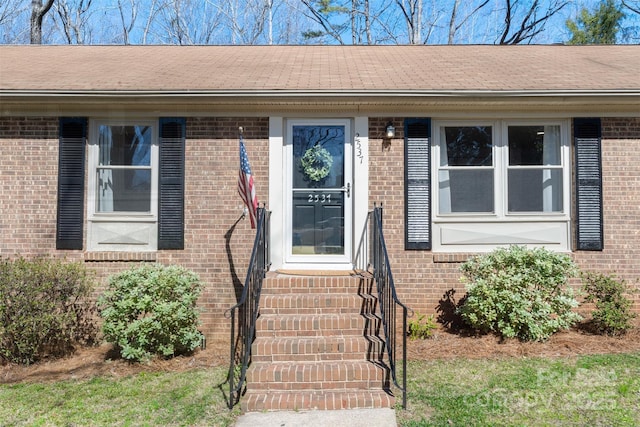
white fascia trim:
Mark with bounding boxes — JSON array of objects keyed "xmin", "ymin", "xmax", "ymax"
[{"xmin": 2, "ymin": 89, "xmax": 640, "ymax": 98}]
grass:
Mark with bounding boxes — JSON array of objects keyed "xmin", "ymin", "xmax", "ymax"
[
  {"xmin": 397, "ymin": 353, "xmax": 640, "ymax": 426},
  {"xmin": 1, "ymin": 353, "xmax": 639, "ymax": 426},
  {"xmin": 0, "ymin": 366, "xmax": 240, "ymax": 426}
]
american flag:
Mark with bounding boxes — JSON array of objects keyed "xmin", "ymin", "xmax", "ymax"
[{"xmin": 238, "ymin": 136, "xmax": 258, "ymax": 228}]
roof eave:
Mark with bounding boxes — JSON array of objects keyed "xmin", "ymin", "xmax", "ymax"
[
  {"xmin": 2, "ymin": 89, "xmax": 639, "ymax": 117},
  {"xmin": 2, "ymin": 89, "xmax": 640, "ymax": 98}
]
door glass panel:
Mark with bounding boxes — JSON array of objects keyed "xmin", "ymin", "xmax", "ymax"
[{"xmin": 292, "ymin": 125, "xmax": 345, "ymax": 255}]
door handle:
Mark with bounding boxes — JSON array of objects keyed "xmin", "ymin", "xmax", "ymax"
[{"xmin": 344, "ymin": 182, "xmax": 351, "ymax": 198}]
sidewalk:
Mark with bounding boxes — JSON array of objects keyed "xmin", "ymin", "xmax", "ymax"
[{"xmin": 235, "ymin": 408, "xmax": 397, "ymax": 427}]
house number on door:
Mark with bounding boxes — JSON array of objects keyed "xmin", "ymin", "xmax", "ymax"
[{"xmin": 308, "ymin": 194, "xmax": 331, "ymax": 203}]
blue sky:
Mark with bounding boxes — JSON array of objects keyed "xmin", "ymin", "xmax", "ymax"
[{"xmin": 1, "ymin": 0, "xmax": 638, "ymax": 44}]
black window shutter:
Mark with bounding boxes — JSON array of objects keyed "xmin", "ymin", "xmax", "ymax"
[
  {"xmin": 574, "ymin": 118, "xmax": 603, "ymax": 251},
  {"xmin": 158, "ymin": 118, "xmax": 186, "ymax": 250},
  {"xmin": 56, "ymin": 118, "xmax": 87, "ymax": 250},
  {"xmin": 404, "ymin": 118, "xmax": 431, "ymax": 250}
]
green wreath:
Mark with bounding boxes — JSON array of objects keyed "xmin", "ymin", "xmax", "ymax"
[{"xmin": 300, "ymin": 145, "xmax": 333, "ymax": 182}]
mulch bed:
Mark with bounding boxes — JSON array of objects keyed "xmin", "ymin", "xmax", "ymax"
[{"xmin": 2, "ymin": 320, "xmax": 639, "ymax": 384}]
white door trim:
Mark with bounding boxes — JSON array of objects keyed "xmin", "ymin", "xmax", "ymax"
[{"xmin": 268, "ymin": 117, "xmax": 369, "ymax": 271}]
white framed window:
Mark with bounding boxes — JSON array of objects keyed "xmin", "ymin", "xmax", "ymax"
[
  {"xmin": 87, "ymin": 120, "xmax": 159, "ymax": 251},
  {"xmin": 432, "ymin": 119, "xmax": 571, "ymax": 251},
  {"xmin": 437, "ymin": 123, "xmax": 495, "ymax": 214}
]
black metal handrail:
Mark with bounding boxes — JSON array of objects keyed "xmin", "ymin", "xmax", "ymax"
[
  {"xmin": 368, "ymin": 206, "xmax": 412, "ymax": 409},
  {"xmin": 225, "ymin": 207, "xmax": 270, "ymax": 409}
]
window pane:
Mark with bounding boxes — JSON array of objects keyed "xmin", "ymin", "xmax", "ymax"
[
  {"xmin": 99, "ymin": 125, "xmax": 152, "ymax": 166},
  {"xmin": 439, "ymin": 170, "xmax": 494, "ymax": 213},
  {"xmin": 442, "ymin": 126, "xmax": 492, "ymax": 166},
  {"xmin": 509, "ymin": 125, "xmax": 560, "ymax": 166},
  {"xmin": 292, "ymin": 125, "xmax": 345, "ymax": 189},
  {"xmin": 97, "ymin": 169, "xmax": 151, "ymax": 212},
  {"xmin": 508, "ymin": 169, "xmax": 563, "ymax": 212}
]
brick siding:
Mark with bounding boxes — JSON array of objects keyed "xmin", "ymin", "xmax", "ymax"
[
  {"xmin": 0, "ymin": 116, "xmax": 269, "ymax": 346},
  {"xmin": 369, "ymin": 117, "xmax": 640, "ymax": 317},
  {"xmin": 1, "ymin": 115, "xmax": 638, "ymax": 349}
]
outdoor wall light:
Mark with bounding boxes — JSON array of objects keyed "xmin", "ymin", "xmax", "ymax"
[{"xmin": 385, "ymin": 123, "xmax": 396, "ymax": 139}]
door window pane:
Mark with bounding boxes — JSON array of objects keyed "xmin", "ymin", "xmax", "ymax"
[
  {"xmin": 292, "ymin": 126, "xmax": 344, "ymax": 189},
  {"xmin": 291, "ymin": 125, "xmax": 345, "ymax": 255}
]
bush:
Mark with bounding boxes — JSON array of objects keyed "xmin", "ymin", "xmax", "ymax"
[
  {"xmin": 0, "ymin": 256, "xmax": 97, "ymax": 364},
  {"xmin": 457, "ymin": 246, "xmax": 582, "ymax": 341},
  {"xmin": 98, "ymin": 264, "xmax": 203, "ymax": 362},
  {"xmin": 408, "ymin": 312, "xmax": 438, "ymax": 339},
  {"xmin": 582, "ymin": 272, "xmax": 636, "ymax": 336}
]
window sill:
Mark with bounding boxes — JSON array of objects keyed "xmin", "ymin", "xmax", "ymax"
[
  {"xmin": 84, "ymin": 251, "xmax": 157, "ymax": 262},
  {"xmin": 433, "ymin": 253, "xmax": 477, "ymax": 263},
  {"xmin": 433, "ymin": 214, "xmax": 569, "ymax": 223},
  {"xmin": 89, "ymin": 215, "xmax": 157, "ymax": 222}
]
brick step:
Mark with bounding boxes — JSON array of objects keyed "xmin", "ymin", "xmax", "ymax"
[
  {"xmin": 246, "ymin": 361, "xmax": 389, "ymax": 391},
  {"xmin": 243, "ymin": 273, "xmax": 391, "ymax": 412},
  {"xmin": 255, "ymin": 313, "xmax": 366, "ymax": 337},
  {"xmin": 261, "ymin": 275, "xmax": 364, "ymax": 295},
  {"xmin": 251, "ymin": 336, "xmax": 372, "ymax": 362},
  {"xmin": 363, "ymin": 335, "xmax": 387, "ymax": 362},
  {"xmin": 242, "ymin": 389, "xmax": 394, "ymax": 411},
  {"xmin": 260, "ymin": 294, "xmax": 364, "ymax": 315}
]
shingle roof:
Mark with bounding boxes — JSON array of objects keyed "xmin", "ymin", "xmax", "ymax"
[{"xmin": 1, "ymin": 45, "xmax": 639, "ymax": 94}]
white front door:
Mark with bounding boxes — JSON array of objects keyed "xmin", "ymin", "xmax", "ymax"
[{"xmin": 285, "ymin": 119, "xmax": 353, "ymax": 266}]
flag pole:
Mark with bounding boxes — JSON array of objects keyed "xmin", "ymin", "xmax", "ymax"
[
  {"xmin": 238, "ymin": 126, "xmax": 258, "ymax": 229},
  {"xmin": 239, "ymin": 126, "xmax": 247, "ymax": 219}
]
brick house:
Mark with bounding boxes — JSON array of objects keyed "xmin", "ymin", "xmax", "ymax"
[{"xmin": 1, "ymin": 45, "xmax": 639, "ymax": 347}]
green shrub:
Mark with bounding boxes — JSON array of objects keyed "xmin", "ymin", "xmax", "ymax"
[
  {"xmin": 457, "ymin": 246, "xmax": 582, "ymax": 341},
  {"xmin": 582, "ymin": 272, "xmax": 636, "ymax": 336},
  {"xmin": 408, "ymin": 312, "xmax": 438, "ymax": 339},
  {"xmin": 0, "ymin": 256, "xmax": 97, "ymax": 364},
  {"xmin": 98, "ymin": 264, "xmax": 203, "ymax": 362}
]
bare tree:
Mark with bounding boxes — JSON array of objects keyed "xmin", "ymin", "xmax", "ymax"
[
  {"xmin": 621, "ymin": 0, "xmax": 640, "ymax": 42},
  {"xmin": 349, "ymin": 0, "xmax": 372, "ymax": 44},
  {"xmin": 270, "ymin": 0, "xmax": 309, "ymax": 44},
  {"xmin": 141, "ymin": 0, "xmax": 161, "ymax": 44},
  {"xmin": 146, "ymin": 0, "xmax": 225, "ymax": 45},
  {"xmin": 0, "ymin": 0, "xmax": 28, "ymax": 43},
  {"xmin": 300, "ymin": 0, "xmax": 349, "ymax": 44},
  {"xmin": 497, "ymin": 0, "xmax": 568, "ymax": 44},
  {"xmin": 1, "ymin": 0, "xmax": 23, "ymax": 27},
  {"xmin": 267, "ymin": 0, "xmax": 274, "ymax": 44},
  {"xmin": 54, "ymin": 0, "xmax": 94, "ymax": 44},
  {"xmin": 219, "ymin": 0, "xmax": 272, "ymax": 45},
  {"xmin": 447, "ymin": 0, "xmax": 490, "ymax": 44},
  {"xmin": 115, "ymin": 0, "xmax": 137, "ymax": 44},
  {"xmin": 622, "ymin": 0, "xmax": 640, "ymax": 15},
  {"xmin": 31, "ymin": 0, "xmax": 55, "ymax": 44},
  {"xmin": 396, "ymin": 0, "xmax": 422, "ymax": 44}
]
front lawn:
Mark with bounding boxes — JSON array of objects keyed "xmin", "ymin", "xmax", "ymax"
[
  {"xmin": 0, "ymin": 366, "xmax": 239, "ymax": 427},
  {"xmin": 2, "ymin": 353, "xmax": 639, "ymax": 426},
  {"xmin": 398, "ymin": 353, "xmax": 640, "ymax": 426}
]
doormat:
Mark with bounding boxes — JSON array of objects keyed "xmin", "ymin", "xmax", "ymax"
[{"xmin": 275, "ymin": 269, "xmax": 357, "ymax": 277}]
